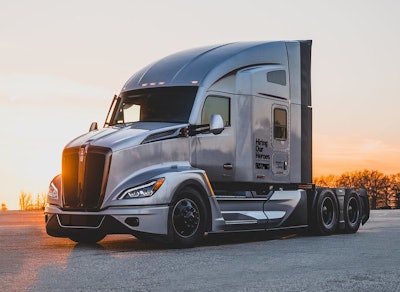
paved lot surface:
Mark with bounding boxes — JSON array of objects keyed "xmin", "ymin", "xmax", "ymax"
[{"xmin": 0, "ymin": 210, "xmax": 399, "ymax": 291}]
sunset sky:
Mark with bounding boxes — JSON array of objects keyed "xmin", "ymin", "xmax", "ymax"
[{"xmin": 1, "ymin": 0, "xmax": 400, "ymax": 210}]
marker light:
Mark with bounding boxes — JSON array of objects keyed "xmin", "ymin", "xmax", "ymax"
[
  {"xmin": 203, "ymin": 173, "xmax": 215, "ymax": 196},
  {"xmin": 119, "ymin": 178, "xmax": 165, "ymax": 199}
]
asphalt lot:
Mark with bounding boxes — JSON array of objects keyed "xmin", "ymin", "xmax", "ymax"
[{"xmin": 0, "ymin": 210, "xmax": 399, "ymax": 291}]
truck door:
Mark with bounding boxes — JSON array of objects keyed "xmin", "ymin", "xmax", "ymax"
[{"xmin": 191, "ymin": 94, "xmax": 235, "ymax": 182}]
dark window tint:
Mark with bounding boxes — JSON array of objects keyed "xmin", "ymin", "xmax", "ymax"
[
  {"xmin": 274, "ymin": 108, "xmax": 287, "ymax": 140},
  {"xmin": 267, "ymin": 70, "xmax": 286, "ymax": 86},
  {"xmin": 112, "ymin": 87, "xmax": 198, "ymax": 124}
]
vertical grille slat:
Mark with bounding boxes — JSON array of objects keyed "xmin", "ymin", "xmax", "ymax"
[
  {"xmin": 62, "ymin": 151, "xmax": 79, "ymax": 207},
  {"xmin": 83, "ymin": 152, "xmax": 106, "ymax": 208},
  {"xmin": 62, "ymin": 146, "xmax": 111, "ymax": 210}
]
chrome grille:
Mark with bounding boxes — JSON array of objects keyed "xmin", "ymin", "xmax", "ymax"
[{"xmin": 62, "ymin": 145, "xmax": 111, "ymax": 210}]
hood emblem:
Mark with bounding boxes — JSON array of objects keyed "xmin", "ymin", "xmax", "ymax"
[{"xmin": 79, "ymin": 146, "xmax": 87, "ymax": 163}]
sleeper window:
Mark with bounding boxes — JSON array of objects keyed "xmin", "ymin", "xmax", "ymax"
[{"xmin": 274, "ymin": 108, "xmax": 287, "ymax": 140}]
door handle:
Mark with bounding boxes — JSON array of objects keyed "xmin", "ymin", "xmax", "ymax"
[{"xmin": 223, "ymin": 163, "xmax": 233, "ymax": 170}]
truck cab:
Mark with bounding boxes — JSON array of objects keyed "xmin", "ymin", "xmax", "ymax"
[{"xmin": 45, "ymin": 41, "xmax": 369, "ymax": 246}]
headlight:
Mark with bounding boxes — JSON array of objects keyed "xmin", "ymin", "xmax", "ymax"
[
  {"xmin": 118, "ymin": 178, "xmax": 165, "ymax": 199},
  {"xmin": 48, "ymin": 182, "xmax": 59, "ymax": 200}
]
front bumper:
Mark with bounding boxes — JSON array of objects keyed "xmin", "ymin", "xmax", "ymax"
[{"xmin": 44, "ymin": 204, "xmax": 170, "ymax": 238}]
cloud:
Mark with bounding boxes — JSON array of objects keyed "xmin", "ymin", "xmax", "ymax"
[
  {"xmin": 315, "ymin": 135, "xmax": 399, "ymax": 156},
  {"xmin": 358, "ymin": 139, "xmax": 399, "ymax": 154},
  {"xmin": 0, "ymin": 41, "xmax": 14, "ymax": 49},
  {"xmin": 0, "ymin": 73, "xmax": 113, "ymax": 106}
]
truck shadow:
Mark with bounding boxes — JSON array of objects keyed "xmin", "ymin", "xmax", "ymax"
[
  {"xmin": 30, "ymin": 230, "xmax": 306, "ymax": 290},
  {"xmin": 204, "ymin": 229, "xmax": 303, "ymax": 246},
  {"xmin": 88, "ymin": 229, "xmax": 307, "ymax": 252}
]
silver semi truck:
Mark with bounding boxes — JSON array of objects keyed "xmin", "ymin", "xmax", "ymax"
[{"xmin": 45, "ymin": 40, "xmax": 369, "ymax": 246}]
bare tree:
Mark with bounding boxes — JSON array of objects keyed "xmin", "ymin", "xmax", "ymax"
[
  {"xmin": 34, "ymin": 193, "xmax": 47, "ymax": 210},
  {"xmin": 19, "ymin": 192, "xmax": 32, "ymax": 211},
  {"xmin": 314, "ymin": 169, "xmax": 397, "ymax": 209},
  {"xmin": 313, "ymin": 174, "xmax": 338, "ymax": 188},
  {"xmin": 389, "ymin": 173, "xmax": 400, "ymax": 208},
  {"xmin": 337, "ymin": 171, "xmax": 358, "ymax": 189},
  {"xmin": 359, "ymin": 170, "xmax": 391, "ymax": 209},
  {"xmin": 19, "ymin": 192, "xmax": 46, "ymax": 210}
]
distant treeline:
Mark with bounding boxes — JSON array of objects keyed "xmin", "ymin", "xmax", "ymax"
[
  {"xmin": 19, "ymin": 192, "xmax": 46, "ymax": 211},
  {"xmin": 10, "ymin": 170, "xmax": 400, "ymax": 211},
  {"xmin": 314, "ymin": 170, "xmax": 400, "ymax": 209}
]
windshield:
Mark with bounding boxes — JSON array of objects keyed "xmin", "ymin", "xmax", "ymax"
[{"xmin": 110, "ymin": 87, "xmax": 198, "ymax": 125}]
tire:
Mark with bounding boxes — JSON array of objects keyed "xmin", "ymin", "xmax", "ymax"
[
  {"xmin": 343, "ymin": 191, "xmax": 362, "ymax": 233},
  {"xmin": 315, "ymin": 189, "xmax": 338, "ymax": 235},
  {"xmin": 169, "ymin": 187, "xmax": 207, "ymax": 247},
  {"xmin": 68, "ymin": 231, "xmax": 106, "ymax": 244}
]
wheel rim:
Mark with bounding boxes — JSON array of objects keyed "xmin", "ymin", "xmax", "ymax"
[
  {"xmin": 321, "ymin": 197, "xmax": 334, "ymax": 227},
  {"xmin": 172, "ymin": 198, "xmax": 200, "ymax": 238},
  {"xmin": 347, "ymin": 196, "xmax": 359, "ymax": 224}
]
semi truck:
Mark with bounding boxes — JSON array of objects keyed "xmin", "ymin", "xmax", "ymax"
[{"xmin": 45, "ymin": 40, "xmax": 369, "ymax": 246}]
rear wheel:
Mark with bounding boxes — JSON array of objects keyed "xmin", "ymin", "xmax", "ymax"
[
  {"xmin": 343, "ymin": 191, "xmax": 362, "ymax": 233},
  {"xmin": 68, "ymin": 231, "xmax": 106, "ymax": 244},
  {"xmin": 170, "ymin": 187, "xmax": 207, "ymax": 247},
  {"xmin": 315, "ymin": 189, "xmax": 338, "ymax": 235}
]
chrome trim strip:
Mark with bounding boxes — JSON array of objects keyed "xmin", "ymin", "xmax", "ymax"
[
  {"xmin": 265, "ymin": 211, "xmax": 286, "ymax": 219},
  {"xmin": 56, "ymin": 214, "xmax": 106, "ymax": 229},
  {"xmin": 225, "ymin": 220, "xmax": 258, "ymax": 225},
  {"xmin": 215, "ymin": 197, "xmax": 267, "ymax": 201},
  {"xmin": 222, "ymin": 211, "xmax": 267, "ymax": 220}
]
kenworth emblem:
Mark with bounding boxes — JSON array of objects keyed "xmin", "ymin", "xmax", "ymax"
[{"xmin": 79, "ymin": 146, "xmax": 86, "ymax": 162}]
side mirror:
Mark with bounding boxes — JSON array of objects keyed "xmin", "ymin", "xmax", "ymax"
[
  {"xmin": 89, "ymin": 122, "xmax": 98, "ymax": 132},
  {"xmin": 209, "ymin": 114, "xmax": 224, "ymax": 135}
]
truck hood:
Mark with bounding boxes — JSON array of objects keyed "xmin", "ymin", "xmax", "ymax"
[{"xmin": 65, "ymin": 122, "xmax": 187, "ymax": 151}]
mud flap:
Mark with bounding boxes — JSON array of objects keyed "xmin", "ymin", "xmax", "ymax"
[{"xmin": 358, "ymin": 188, "xmax": 370, "ymax": 225}]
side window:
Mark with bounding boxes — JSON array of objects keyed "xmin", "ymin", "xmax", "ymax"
[
  {"xmin": 267, "ymin": 70, "xmax": 286, "ymax": 86},
  {"xmin": 274, "ymin": 108, "xmax": 287, "ymax": 140},
  {"xmin": 201, "ymin": 96, "xmax": 230, "ymax": 126}
]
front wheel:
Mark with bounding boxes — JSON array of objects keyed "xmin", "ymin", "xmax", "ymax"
[{"xmin": 169, "ymin": 187, "xmax": 207, "ymax": 247}]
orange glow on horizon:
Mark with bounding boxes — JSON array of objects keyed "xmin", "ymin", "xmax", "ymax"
[{"xmin": 313, "ymin": 134, "xmax": 400, "ymax": 177}]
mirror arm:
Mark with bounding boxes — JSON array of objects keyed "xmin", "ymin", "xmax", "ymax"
[{"xmin": 188, "ymin": 124, "xmax": 209, "ymax": 136}]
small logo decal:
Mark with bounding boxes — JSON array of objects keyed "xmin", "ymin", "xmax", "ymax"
[{"xmin": 79, "ymin": 146, "xmax": 86, "ymax": 162}]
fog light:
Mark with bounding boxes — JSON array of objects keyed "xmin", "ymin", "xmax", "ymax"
[{"xmin": 125, "ymin": 217, "xmax": 139, "ymax": 227}]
